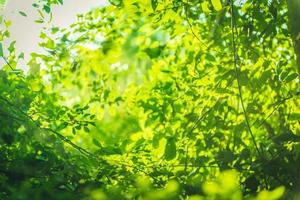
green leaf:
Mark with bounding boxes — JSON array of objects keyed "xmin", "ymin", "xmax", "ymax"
[
  {"xmin": 32, "ymin": 3, "xmax": 39, "ymax": 8},
  {"xmin": 285, "ymin": 73, "xmax": 298, "ymax": 83},
  {"xmin": 93, "ymin": 138, "xmax": 102, "ymax": 148},
  {"xmin": 211, "ymin": 0, "xmax": 222, "ymax": 11},
  {"xmin": 0, "ymin": 42, "xmax": 3, "ymax": 57},
  {"xmin": 289, "ymin": 113, "xmax": 300, "ymax": 121},
  {"xmin": 83, "ymin": 126, "xmax": 90, "ymax": 133},
  {"xmin": 109, "ymin": 0, "xmax": 122, "ymax": 6},
  {"xmin": 35, "ymin": 19, "xmax": 44, "ymax": 23},
  {"xmin": 151, "ymin": 0, "xmax": 158, "ymax": 11},
  {"xmin": 260, "ymin": 70, "xmax": 272, "ymax": 85},
  {"xmin": 164, "ymin": 137, "xmax": 176, "ymax": 161},
  {"xmin": 97, "ymin": 146, "xmax": 122, "ymax": 155},
  {"xmin": 43, "ymin": 5, "xmax": 51, "ymax": 13},
  {"xmin": 8, "ymin": 41, "xmax": 16, "ymax": 53},
  {"xmin": 72, "ymin": 127, "xmax": 76, "ymax": 135},
  {"xmin": 19, "ymin": 11, "xmax": 28, "ymax": 17},
  {"xmin": 218, "ymin": 149, "xmax": 234, "ymax": 164},
  {"xmin": 51, "ymin": 27, "xmax": 59, "ymax": 34},
  {"xmin": 57, "ymin": 122, "xmax": 68, "ymax": 131},
  {"xmin": 18, "ymin": 52, "xmax": 24, "ymax": 59}
]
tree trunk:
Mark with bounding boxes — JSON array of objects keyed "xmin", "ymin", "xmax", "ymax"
[{"xmin": 287, "ymin": 0, "xmax": 300, "ymax": 76}]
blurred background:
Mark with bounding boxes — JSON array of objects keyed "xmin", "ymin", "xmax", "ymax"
[{"xmin": 1, "ymin": 0, "xmax": 108, "ymax": 69}]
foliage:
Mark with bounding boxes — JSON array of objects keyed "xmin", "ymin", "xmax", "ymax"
[{"xmin": 1, "ymin": 0, "xmax": 300, "ymax": 199}]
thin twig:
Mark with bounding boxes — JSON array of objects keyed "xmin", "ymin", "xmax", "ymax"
[
  {"xmin": 1, "ymin": 56, "xmax": 14, "ymax": 70},
  {"xmin": 184, "ymin": 1, "xmax": 209, "ymax": 49},
  {"xmin": 252, "ymin": 94, "xmax": 295, "ymax": 129},
  {"xmin": 184, "ymin": 98, "xmax": 220, "ymax": 173},
  {"xmin": 230, "ymin": 0, "xmax": 262, "ymax": 158}
]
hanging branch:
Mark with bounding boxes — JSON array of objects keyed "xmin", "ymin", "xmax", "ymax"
[
  {"xmin": 0, "ymin": 95, "xmax": 165, "ymax": 183},
  {"xmin": 0, "ymin": 95, "xmax": 95, "ymax": 158},
  {"xmin": 230, "ymin": 0, "xmax": 262, "ymax": 158}
]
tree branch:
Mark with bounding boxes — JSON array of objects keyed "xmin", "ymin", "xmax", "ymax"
[{"xmin": 230, "ymin": 0, "xmax": 262, "ymax": 158}]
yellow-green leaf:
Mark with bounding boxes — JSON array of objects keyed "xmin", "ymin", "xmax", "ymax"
[
  {"xmin": 201, "ymin": 1, "xmax": 210, "ymax": 13},
  {"xmin": 211, "ymin": 0, "xmax": 222, "ymax": 11}
]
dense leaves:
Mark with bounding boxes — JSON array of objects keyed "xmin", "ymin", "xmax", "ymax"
[{"xmin": 1, "ymin": 0, "xmax": 300, "ymax": 199}]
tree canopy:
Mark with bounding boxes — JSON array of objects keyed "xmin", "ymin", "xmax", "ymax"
[{"xmin": 0, "ymin": 0, "xmax": 300, "ymax": 199}]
